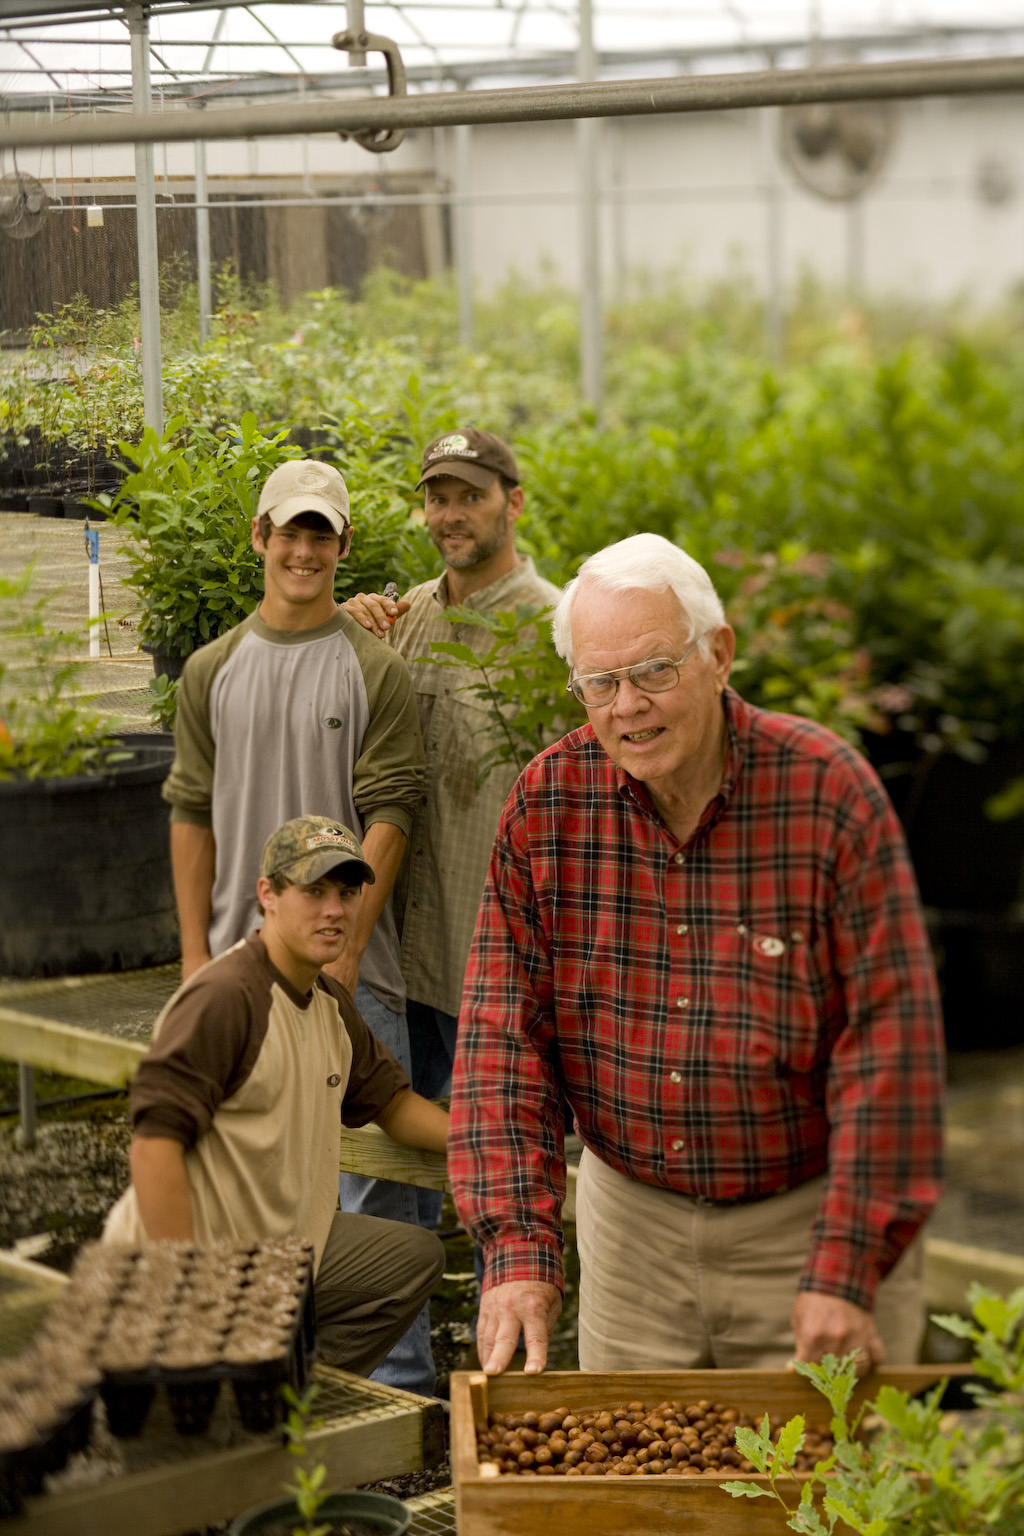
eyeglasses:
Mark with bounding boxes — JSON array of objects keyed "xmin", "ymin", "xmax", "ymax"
[{"xmin": 567, "ymin": 637, "xmax": 705, "ymax": 707}]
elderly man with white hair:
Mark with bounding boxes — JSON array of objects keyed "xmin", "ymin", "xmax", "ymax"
[{"xmin": 448, "ymin": 532, "xmax": 944, "ymax": 1379}]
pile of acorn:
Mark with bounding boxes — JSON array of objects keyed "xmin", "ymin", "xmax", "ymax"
[{"xmin": 474, "ymin": 1398, "xmax": 835, "ymax": 1478}]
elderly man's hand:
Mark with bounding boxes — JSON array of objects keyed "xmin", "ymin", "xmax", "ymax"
[
  {"xmin": 791, "ymin": 1291, "xmax": 885, "ymax": 1377},
  {"xmin": 477, "ymin": 1280, "xmax": 562, "ymax": 1376}
]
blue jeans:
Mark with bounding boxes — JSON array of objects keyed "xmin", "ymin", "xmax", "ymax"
[
  {"xmin": 338, "ymin": 983, "xmax": 436, "ymax": 1397},
  {"xmin": 407, "ymin": 1000, "xmax": 458, "ymax": 1233}
]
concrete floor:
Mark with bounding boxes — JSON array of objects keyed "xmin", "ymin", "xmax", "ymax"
[
  {"xmin": 1, "ymin": 510, "xmax": 155, "ymax": 730},
  {"xmin": 935, "ymin": 1042, "xmax": 1024, "ymax": 1258}
]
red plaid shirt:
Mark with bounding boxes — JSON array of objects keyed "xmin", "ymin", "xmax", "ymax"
[{"xmin": 449, "ymin": 689, "xmax": 944, "ymax": 1313}]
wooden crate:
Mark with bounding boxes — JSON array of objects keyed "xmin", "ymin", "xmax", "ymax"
[{"xmin": 450, "ymin": 1366, "xmax": 952, "ymax": 1536}]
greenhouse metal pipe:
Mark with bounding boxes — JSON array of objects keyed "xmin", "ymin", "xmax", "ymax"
[
  {"xmin": 27, "ymin": 174, "xmax": 984, "ymax": 212},
  {"xmin": 760, "ymin": 105, "xmax": 784, "ymax": 366},
  {"xmin": 2, "ymin": 53, "xmax": 1024, "ymax": 149},
  {"xmin": 127, "ymin": 4, "xmax": 164, "ymax": 434},
  {"xmin": 577, "ymin": 0, "xmax": 602, "ymax": 407},
  {"xmin": 195, "ymin": 130, "xmax": 212, "ymax": 344},
  {"xmin": 454, "ymin": 121, "xmax": 473, "ymax": 347},
  {"xmin": 346, "ymin": 0, "xmax": 367, "ymax": 69}
]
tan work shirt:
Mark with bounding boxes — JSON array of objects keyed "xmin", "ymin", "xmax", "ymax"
[{"xmin": 390, "ymin": 559, "xmax": 561, "ymax": 1017}]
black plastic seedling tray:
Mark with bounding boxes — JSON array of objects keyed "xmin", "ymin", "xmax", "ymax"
[
  {"xmin": 1, "ymin": 1238, "xmax": 318, "ymax": 1510},
  {"xmin": 99, "ymin": 1263, "xmax": 317, "ymax": 1438},
  {"xmin": 0, "ymin": 1382, "xmax": 99, "ymax": 1518}
]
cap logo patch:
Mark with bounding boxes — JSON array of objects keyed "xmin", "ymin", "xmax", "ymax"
[
  {"xmin": 295, "ymin": 467, "xmax": 332, "ymax": 493},
  {"xmin": 428, "ymin": 433, "xmax": 477, "ymax": 461},
  {"xmin": 305, "ymin": 831, "xmax": 349, "ymax": 850}
]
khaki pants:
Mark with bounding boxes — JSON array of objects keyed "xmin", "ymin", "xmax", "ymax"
[
  {"xmin": 314, "ymin": 1211, "xmax": 445, "ymax": 1379},
  {"xmin": 575, "ymin": 1149, "xmax": 926, "ymax": 1371}
]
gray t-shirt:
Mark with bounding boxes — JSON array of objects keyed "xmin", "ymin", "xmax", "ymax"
[{"xmin": 163, "ymin": 609, "xmax": 426, "ymax": 1013}]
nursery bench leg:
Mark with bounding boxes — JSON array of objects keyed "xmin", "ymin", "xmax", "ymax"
[{"xmin": 18, "ymin": 1063, "xmax": 36, "ymax": 1148}]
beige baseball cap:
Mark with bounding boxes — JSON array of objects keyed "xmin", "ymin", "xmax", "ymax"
[{"xmin": 257, "ymin": 460, "xmax": 351, "ymax": 534}]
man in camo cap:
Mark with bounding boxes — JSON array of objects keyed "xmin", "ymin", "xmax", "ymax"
[{"xmin": 106, "ymin": 815, "xmax": 448, "ymax": 1379}]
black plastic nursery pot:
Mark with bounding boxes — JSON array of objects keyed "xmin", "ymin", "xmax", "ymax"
[
  {"xmin": 868, "ymin": 734, "xmax": 1024, "ymax": 912},
  {"xmin": 227, "ymin": 1492, "xmax": 411, "ymax": 1536},
  {"xmin": 0, "ymin": 734, "xmax": 179, "ymax": 978},
  {"xmin": 26, "ymin": 489, "xmax": 65, "ymax": 518},
  {"xmin": 140, "ymin": 642, "xmax": 190, "ymax": 680}
]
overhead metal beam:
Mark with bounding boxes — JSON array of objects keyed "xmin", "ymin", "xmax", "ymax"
[
  {"xmin": 2, "ymin": 53, "xmax": 1024, "ymax": 149},
  {"xmin": 4, "ymin": 27, "xmax": 1024, "ymax": 110}
]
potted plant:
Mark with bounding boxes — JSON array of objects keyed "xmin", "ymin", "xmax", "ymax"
[
  {"xmin": 0, "ymin": 565, "xmax": 178, "ymax": 977},
  {"xmin": 102, "ymin": 412, "xmax": 298, "ymax": 676},
  {"xmin": 228, "ymin": 1384, "xmax": 411, "ymax": 1536},
  {"xmin": 104, "ymin": 407, "xmax": 436, "ymax": 699}
]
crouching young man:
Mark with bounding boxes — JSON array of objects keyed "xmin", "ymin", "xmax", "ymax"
[{"xmin": 104, "ymin": 816, "xmax": 448, "ymax": 1381}]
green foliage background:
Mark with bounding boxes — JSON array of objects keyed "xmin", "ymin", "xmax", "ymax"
[{"xmin": 4, "ymin": 264, "xmax": 1024, "ymax": 781}]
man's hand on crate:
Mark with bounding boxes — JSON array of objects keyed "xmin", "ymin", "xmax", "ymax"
[
  {"xmin": 477, "ymin": 1280, "xmax": 561, "ymax": 1375},
  {"xmin": 791, "ymin": 1291, "xmax": 885, "ymax": 1376}
]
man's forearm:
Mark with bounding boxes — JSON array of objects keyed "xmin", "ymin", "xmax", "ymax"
[
  {"xmin": 131, "ymin": 1134, "xmax": 195, "ymax": 1240},
  {"xmin": 170, "ymin": 820, "xmax": 216, "ymax": 976},
  {"xmin": 349, "ymin": 820, "xmax": 406, "ymax": 958},
  {"xmin": 376, "ymin": 1088, "xmax": 449, "ymax": 1154}
]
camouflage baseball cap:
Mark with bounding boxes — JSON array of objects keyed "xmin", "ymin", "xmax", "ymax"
[{"xmin": 259, "ymin": 816, "xmax": 375, "ymax": 886}]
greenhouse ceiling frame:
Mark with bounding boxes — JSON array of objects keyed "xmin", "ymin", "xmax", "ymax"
[{"xmin": 3, "ymin": 10, "xmax": 1024, "ymax": 414}]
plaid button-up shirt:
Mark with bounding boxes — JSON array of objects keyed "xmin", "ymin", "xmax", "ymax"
[{"xmin": 449, "ymin": 689, "xmax": 944, "ymax": 1312}]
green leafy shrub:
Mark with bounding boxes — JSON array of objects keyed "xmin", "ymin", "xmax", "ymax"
[
  {"xmin": 106, "ymin": 411, "xmax": 295, "ymax": 661},
  {"xmin": 6, "ymin": 266, "xmax": 1024, "ymax": 792},
  {"xmin": 106, "ymin": 408, "xmax": 438, "ymax": 674},
  {"xmin": 417, "ymin": 604, "xmax": 584, "ymax": 783},
  {"xmin": 722, "ymin": 1283, "xmax": 1024, "ymax": 1534}
]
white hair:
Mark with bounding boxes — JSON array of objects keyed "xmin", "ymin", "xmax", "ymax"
[{"xmin": 552, "ymin": 533, "xmax": 726, "ymax": 668}]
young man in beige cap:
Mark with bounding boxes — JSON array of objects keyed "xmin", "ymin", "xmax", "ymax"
[
  {"xmin": 105, "ymin": 816, "xmax": 447, "ymax": 1380},
  {"xmin": 344, "ymin": 430, "xmax": 560, "ymax": 1231},
  {"xmin": 162, "ymin": 458, "xmax": 436, "ymax": 1393}
]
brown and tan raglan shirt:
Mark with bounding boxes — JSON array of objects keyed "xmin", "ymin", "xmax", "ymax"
[
  {"xmin": 103, "ymin": 935, "xmax": 408, "ymax": 1272},
  {"xmin": 162, "ymin": 609, "xmax": 426, "ymax": 1013}
]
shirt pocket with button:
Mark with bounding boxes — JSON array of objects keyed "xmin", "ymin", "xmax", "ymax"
[
  {"xmin": 411, "ymin": 655, "xmax": 503, "ymax": 813},
  {"xmin": 705, "ymin": 920, "xmax": 829, "ymax": 1078}
]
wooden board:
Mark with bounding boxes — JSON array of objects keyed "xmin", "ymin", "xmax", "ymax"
[
  {"xmin": 450, "ymin": 1366, "xmax": 961, "ymax": 1536},
  {"xmin": 924, "ymin": 1237, "xmax": 1024, "ymax": 1312},
  {"xmin": 0, "ymin": 1249, "xmax": 68, "ymax": 1357},
  {"xmin": 0, "ymin": 1007, "xmax": 146, "ymax": 1086},
  {"xmin": 337, "ymin": 1119, "xmax": 449, "ymax": 1192},
  {"xmin": 6, "ymin": 1367, "xmax": 439, "ymax": 1536}
]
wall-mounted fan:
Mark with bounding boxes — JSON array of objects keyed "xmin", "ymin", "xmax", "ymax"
[
  {"xmin": 0, "ymin": 170, "xmax": 51, "ymax": 239},
  {"xmin": 779, "ymin": 101, "xmax": 897, "ymax": 202}
]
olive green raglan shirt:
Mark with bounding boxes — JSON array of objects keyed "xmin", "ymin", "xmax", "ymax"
[{"xmin": 162, "ymin": 609, "xmax": 425, "ymax": 1013}]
